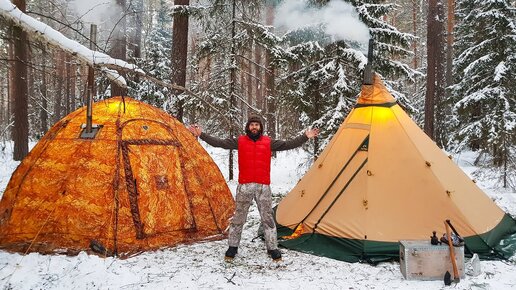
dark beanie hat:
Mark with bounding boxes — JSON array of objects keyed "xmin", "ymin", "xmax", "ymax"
[{"xmin": 245, "ymin": 115, "xmax": 264, "ymax": 135}]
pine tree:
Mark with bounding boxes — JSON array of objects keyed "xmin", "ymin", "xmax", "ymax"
[
  {"xmin": 276, "ymin": 0, "xmax": 418, "ymax": 155},
  {"xmin": 187, "ymin": 0, "xmax": 264, "ymax": 130},
  {"xmin": 133, "ymin": 0, "xmax": 172, "ymax": 109},
  {"xmin": 451, "ymin": 0, "xmax": 516, "ymax": 188}
]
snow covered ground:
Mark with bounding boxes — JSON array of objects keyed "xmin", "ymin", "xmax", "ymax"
[{"xmin": 0, "ymin": 141, "xmax": 515, "ymax": 289}]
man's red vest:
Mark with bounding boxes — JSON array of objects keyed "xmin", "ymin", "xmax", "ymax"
[{"xmin": 238, "ymin": 135, "xmax": 272, "ymax": 185}]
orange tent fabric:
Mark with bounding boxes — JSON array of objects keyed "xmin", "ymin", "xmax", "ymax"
[{"xmin": 0, "ymin": 97, "xmax": 234, "ymax": 257}]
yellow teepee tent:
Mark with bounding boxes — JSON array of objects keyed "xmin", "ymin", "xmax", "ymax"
[{"xmin": 275, "ymin": 75, "xmax": 515, "ymax": 263}]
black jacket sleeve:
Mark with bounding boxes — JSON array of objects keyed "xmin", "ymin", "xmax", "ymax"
[
  {"xmin": 271, "ymin": 134, "xmax": 308, "ymax": 151},
  {"xmin": 199, "ymin": 132, "xmax": 238, "ymax": 150}
]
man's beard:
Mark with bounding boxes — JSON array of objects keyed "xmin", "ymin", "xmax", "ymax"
[{"xmin": 247, "ymin": 130, "xmax": 261, "ymax": 141}]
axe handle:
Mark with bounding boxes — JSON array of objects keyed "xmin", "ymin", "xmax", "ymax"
[
  {"xmin": 446, "ymin": 219, "xmax": 474, "ymax": 256},
  {"xmin": 446, "ymin": 219, "xmax": 461, "ymax": 237},
  {"xmin": 445, "ymin": 221, "xmax": 460, "ymax": 281}
]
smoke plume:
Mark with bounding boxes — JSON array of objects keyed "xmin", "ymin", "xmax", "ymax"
[
  {"xmin": 275, "ymin": 0, "xmax": 370, "ymax": 48},
  {"xmin": 69, "ymin": 0, "xmax": 124, "ymax": 28}
]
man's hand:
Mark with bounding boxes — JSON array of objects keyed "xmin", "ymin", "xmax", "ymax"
[
  {"xmin": 188, "ymin": 124, "xmax": 202, "ymax": 137},
  {"xmin": 305, "ymin": 128, "xmax": 320, "ymax": 139}
]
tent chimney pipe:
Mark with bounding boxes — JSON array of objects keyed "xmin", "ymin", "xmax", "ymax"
[
  {"xmin": 363, "ymin": 39, "xmax": 374, "ymax": 85},
  {"xmin": 86, "ymin": 24, "xmax": 97, "ymax": 133}
]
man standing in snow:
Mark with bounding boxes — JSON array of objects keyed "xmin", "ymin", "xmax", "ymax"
[{"xmin": 188, "ymin": 116, "xmax": 319, "ymax": 261}]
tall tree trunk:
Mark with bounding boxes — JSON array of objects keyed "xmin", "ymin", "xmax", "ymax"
[
  {"xmin": 171, "ymin": 0, "xmax": 190, "ymax": 122},
  {"xmin": 412, "ymin": 0, "xmax": 419, "ymax": 95},
  {"xmin": 246, "ymin": 41, "xmax": 253, "ymax": 116},
  {"xmin": 11, "ymin": 0, "xmax": 29, "ymax": 160},
  {"xmin": 8, "ymin": 29, "xmax": 15, "ymax": 139},
  {"xmin": 111, "ymin": 0, "xmax": 128, "ymax": 97},
  {"xmin": 128, "ymin": 0, "xmax": 143, "ymax": 84},
  {"xmin": 424, "ymin": 0, "xmax": 437, "ymax": 140},
  {"xmin": 264, "ymin": 5, "xmax": 276, "ymax": 141},
  {"xmin": 435, "ymin": 1, "xmax": 447, "ymax": 147},
  {"xmin": 0, "ymin": 79, "xmax": 4, "ymax": 126},
  {"xmin": 228, "ymin": 0, "xmax": 236, "ymax": 181},
  {"xmin": 254, "ymin": 44, "xmax": 263, "ymax": 112},
  {"xmin": 54, "ymin": 50, "xmax": 63, "ymax": 123},
  {"xmin": 65, "ymin": 54, "xmax": 71, "ymax": 115},
  {"xmin": 70, "ymin": 61, "xmax": 76, "ymax": 111},
  {"xmin": 312, "ymin": 91, "xmax": 320, "ymax": 157},
  {"xmin": 40, "ymin": 51, "xmax": 48, "ymax": 135},
  {"xmin": 0, "ymin": 86, "xmax": 4, "ymax": 128},
  {"xmin": 412, "ymin": 0, "xmax": 418, "ymax": 70},
  {"xmin": 445, "ymin": 0, "xmax": 454, "ymax": 88}
]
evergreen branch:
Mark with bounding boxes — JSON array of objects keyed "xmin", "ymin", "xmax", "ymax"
[
  {"xmin": 235, "ymin": 66, "xmax": 264, "ymax": 83},
  {"xmin": 234, "ymin": 53, "xmax": 272, "ymax": 74}
]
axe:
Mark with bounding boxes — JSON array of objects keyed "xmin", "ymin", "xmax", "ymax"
[{"xmin": 444, "ymin": 221, "xmax": 460, "ymax": 283}]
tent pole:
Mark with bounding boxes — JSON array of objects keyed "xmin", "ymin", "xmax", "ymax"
[{"xmin": 86, "ymin": 24, "xmax": 97, "ymax": 133}]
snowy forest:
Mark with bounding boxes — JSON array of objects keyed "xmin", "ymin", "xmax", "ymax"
[{"xmin": 0, "ymin": 0, "xmax": 515, "ymax": 188}]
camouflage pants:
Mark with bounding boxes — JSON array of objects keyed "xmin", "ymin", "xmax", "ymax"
[{"xmin": 228, "ymin": 183, "xmax": 277, "ymax": 250}]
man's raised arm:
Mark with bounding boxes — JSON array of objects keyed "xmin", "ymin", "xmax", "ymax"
[
  {"xmin": 271, "ymin": 128, "xmax": 319, "ymax": 151},
  {"xmin": 188, "ymin": 124, "xmax": 238, "ymax": 150}
]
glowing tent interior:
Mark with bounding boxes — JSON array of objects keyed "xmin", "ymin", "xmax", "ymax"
[
  {"xmin": 275, "ymin": 75, "xmax": 516, "ymax": 263},
  {"xmin": 0, "ymin": 97, "xmax": 235, "ymax": 257}
]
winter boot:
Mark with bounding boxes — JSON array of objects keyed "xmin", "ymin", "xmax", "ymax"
[
  {"xmin": 224, "ymin": 246, "xmax": 238, "ymax": 261},
  {"xmin": 267, "ymin": 249, "xmax": 282, "ymax": 262}
]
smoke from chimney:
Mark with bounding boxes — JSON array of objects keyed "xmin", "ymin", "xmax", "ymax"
[
  {"xmin": 274, "ymin": 0, "xmax": 370, "ymax": 50},
  {"xmin": 69, "ymin": 0, "xmax": 124, "ymax": 31}
]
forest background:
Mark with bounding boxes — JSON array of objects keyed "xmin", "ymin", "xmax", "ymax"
[{"xmin": 0, "ymin": 0, "xmax": 515, "ymax": 188}]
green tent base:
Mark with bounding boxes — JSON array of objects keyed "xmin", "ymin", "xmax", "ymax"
[{"xmin": 277, "ymin": 214, "xmax": 516, "ymax": 264}]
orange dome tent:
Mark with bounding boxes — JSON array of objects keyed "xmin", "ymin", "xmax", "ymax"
[{"xmin": 0, "ymin": 97, "xmax": 235, "ymax": 257}]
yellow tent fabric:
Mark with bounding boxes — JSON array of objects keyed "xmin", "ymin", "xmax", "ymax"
[
  {"xmin": 0, "ymin": 97, "xmax": 235, "ymax": 257},
  {"xmin": 275, "ymin": 75, "xmax": 515, "ymax": 262}
]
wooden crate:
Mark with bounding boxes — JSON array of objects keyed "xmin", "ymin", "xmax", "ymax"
[{"xmin": 399, "ymin": 240, "xmax": 465, "ymax": 280}]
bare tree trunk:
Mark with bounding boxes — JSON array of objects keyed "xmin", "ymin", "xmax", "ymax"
[
  {"xmin": 445, "ymin": 0, "xmax": 454, "ymax": 88},
  {"xmin": 66, "ymin": 54, "xmax": 71, "ymax": 114},
  {"xmin": 424, "ymin": 0, "xmax": 437, "ymax": 140},
  {"xmin": 0, "ymin": 78, "xmax": 4, "ymax": 127},
  {"xmin": 171, "ymin": 0, "xmax": 190, "ymax": 122},
  {"xmin": 0, "ymin": 86, "xmax": 4, "ymax": 128},
  {"xmin": 254, "ymin": 44, "xmax": 263, "ymax": 112},
  {"xmin": 228, "ymin": 0, "xmax": 236, "ymax": 181},
  {"xmin": 70, "ymin": 61, "xmax": 76, "ymax": 111},
  {"xmin": 11, "ymin": 0, "xmax": 29, "ymax": 160},
  {"xmin": 54, "ymin": 50, "xmax": 63, "ymax": 123},
  {"xmin": 8, "ymin": 33, "xmax": 14, "ymax": 139},
  {"xmin": 27, "ymin": 45, "xmax": 35, "ymax": 129},
  {"xmin": 412, "ymin": 0, "xmax": 418, "ymax": 70},
  {"xmin": 40, "ymin": 50, "xmax": 48, "ymax": 135},
  {"xmin": 111, "ymin": 0, "xmax": 128, "ymax": 97},
  {"xmin": 435, "ymin": 1, "xmax": 447, "ymax": 147},
  {"xmin": 128, "ymin": 0, "xmax": 143, "ymax": 84},
  {"xmin": 312, "ymin": 91, "xmax": 320, "ymax": 157},
  {"xmin": 246, "ymin": 41, "xmax": 253, "ymax": 116},
  {"xmin": 411, "ymin": 0, "xmax": 421, "ymax": 95},
  {"xmin": 264, "ymin": 5, "xmax": 276, "ymax": 141}
]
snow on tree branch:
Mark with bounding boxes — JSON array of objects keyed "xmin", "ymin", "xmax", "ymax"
[
  {"xmin": 0, "ymin": 0, "xmax": 235, "ymax": 125},
  {"xmin": 0, "ymin": 0, "xmax": 143, "ymax": 88}
]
